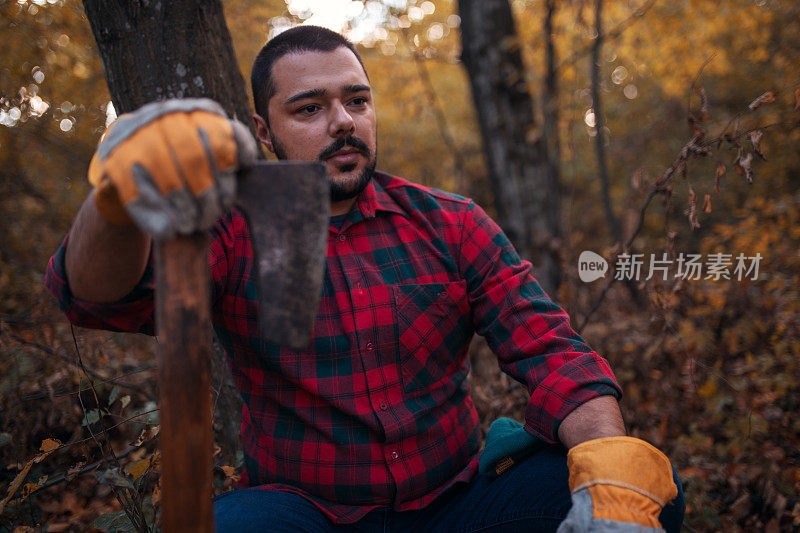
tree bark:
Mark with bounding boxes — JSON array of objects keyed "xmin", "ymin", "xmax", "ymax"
[
  {"xmin": 458, "ymin": 0, "xmax": 561, "ymax": 294},
  {"xmin": 81, "ymin": 0, "xmax": 253, "ymax": 125}
]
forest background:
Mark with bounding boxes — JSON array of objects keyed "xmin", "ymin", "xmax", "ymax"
[{"xmin": 1, "ymin": 0, "xmax": 798, "ymax": 531}]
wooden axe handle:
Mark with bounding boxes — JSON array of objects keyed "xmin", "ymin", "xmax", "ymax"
[{"xmin": 155, "ymin": 235, "xmax": 214, "ymax": 532}]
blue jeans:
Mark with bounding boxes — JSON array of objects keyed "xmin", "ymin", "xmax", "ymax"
[{"xmin": 214, "ymin": 445, "xmax": 685, "ymax": 532}]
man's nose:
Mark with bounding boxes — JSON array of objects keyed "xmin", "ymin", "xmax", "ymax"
[{"xmin": 328, "ymin": 102, "xmax": 355, "ymax": 137}]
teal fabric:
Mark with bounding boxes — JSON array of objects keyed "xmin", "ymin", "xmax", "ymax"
[{"xmin": 479, "ymin": 417, "xmax": 545, "ymax": 478}]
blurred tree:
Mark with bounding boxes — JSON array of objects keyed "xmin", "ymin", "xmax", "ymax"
[{"xmin": 458, "ymin": 0, "xmax": 561, "ymax": 293}]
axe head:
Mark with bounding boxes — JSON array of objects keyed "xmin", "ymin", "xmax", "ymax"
[{"xmin": 236, "ymin": 161, "xmax": 329, "ymax": 349}]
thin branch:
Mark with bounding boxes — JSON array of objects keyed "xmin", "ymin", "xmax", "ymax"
[
  {"xmin": 31, "ymin": 444, "xmax": 144, "ymax": 495},
  {"xmin": 576, "ymin": 69, "xmax": 800, "ymax": 331},
  {"xmin": 15, "ymin": 365, "xmax": 155, "ymax": 404},
  {"xmin": 47, "ymin": 408, "xmax": 160, "ymax": 455},
  {"xmin": 557, "ymin": 0, "xmax": 658, "ymax": 72},
  {"xmin": 8, "ymin": 333, "xmax": 156, "ymax": 402},
  {"xmin": 70, "ymin": 326, "xmax": 151, "ymax": 533}
]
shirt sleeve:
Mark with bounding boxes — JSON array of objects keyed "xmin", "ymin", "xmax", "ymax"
[
  {"xmin": 457, "ymin": 200, "xmax": 622, "ymax": 444},
  {"xmin": 44, "ymin": 212, "xmax": 239, "ymax": 336},
  {"xmin": 44, "ymin": 233, "xmax": 156, "ymax": 335}
]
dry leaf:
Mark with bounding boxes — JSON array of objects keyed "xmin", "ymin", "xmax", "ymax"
[
  {"xmin": 795, "ymin": 87, "xmax": 800, "ymax": 110},
  {"xmin": 19, "ymin": 476, "xmax": 48, "ymax": 500},
  {"xmin": 686, "ymin": 187, "xmax": 700, "ymax": 229},
  {"xmin": 715, "ymin": 163, "xmax": 726, "ymax": 193},
  {"xmin": 0, "ymin": 438, "xmax": 62, "ymax": 513},
  {"xmin": 131, "ymin": 425, "xmax": 160, "ymax": 447},
  {"xmin": 703, "ymin": 194, "xmax": 712, "ymax": 213},
  {"xmin": 632, "ymin": 167, "xmax": 648, "ymax": 191},
  {"xmin": 748, "ymin": 91, "xmax": 776, "ymax": 110},
  {"xmin": 735, "ymin": 152, "xmax": 754, "ymax": 183},
  {"xmin": 695, "ymin": 87, "xmax": 709, "ymax": 120},
  {"xmin": 65, "ymin": 461, "xmax": 86, "ymax": 483},
  {"xmin": 126, "ymin": 451, "xmax": 160, "ymax": 481},
  {"xmin": 748, "ymin": 129, "xmax": 766, "ymax": 159},
  {"xmin": 38, "ymin": 438, "xmax": 61, "ymax": 455},
  {"xmin": 0, "ymin": 462, "xmax": 33, "ymax": 514}
]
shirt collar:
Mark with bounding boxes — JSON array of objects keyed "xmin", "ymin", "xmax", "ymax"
[{"xmin": 354, "ymin": 172, "xmax": 408, "ymax": 220}]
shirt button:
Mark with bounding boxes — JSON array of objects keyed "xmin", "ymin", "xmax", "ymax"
[
  {"xmin": 379, "ymin": 402, "xmax": 388, "ymax": 411},
  {"xmin": 390, "ymin": 451, "xmax": 399, "ymax": 460},
  {"xmin": 337, "ymin": 234, "xmax": 346, "ymax": 242},
  {"xmin": 365, "ymin": 341, "xmax": 374, "ymax": 351}
]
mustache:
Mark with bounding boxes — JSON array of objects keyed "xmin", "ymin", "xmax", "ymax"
[{"xmin": 318, "ymin": 136, "xmax": 370, "ymax": 161}]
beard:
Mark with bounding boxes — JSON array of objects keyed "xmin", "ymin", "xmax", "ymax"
[{"xmin": 269, "ymin": 132, "xmax": 376, "ymax": 202}]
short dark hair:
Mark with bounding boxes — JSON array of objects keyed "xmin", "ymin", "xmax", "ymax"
[{"xmin": 251, "ymin": 25, "xmax": 367, "ymax": 122}]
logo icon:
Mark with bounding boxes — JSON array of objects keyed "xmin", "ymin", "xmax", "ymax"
[{"xmin": 578, "ymin": 251, "xmax": 608, "ymax": 282}]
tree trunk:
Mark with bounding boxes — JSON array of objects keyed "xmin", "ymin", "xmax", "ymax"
[
  {"xmin": 458, "ymin": 0, "xmax": 561, "ymax": 294},
  {"xmin": 589, "ymin": 0, "xmax": 643, "ymax": 306},
  {"xmin": 590, "ymin": 0, "xmax": 622, "ymax": 244},
  {"xmin": 81, "ymin": 0, "xmax": 253, "ymax": 124},
  {"xmin": 542, "ymin": 0, "xmax": 562, "ymax": 290}
]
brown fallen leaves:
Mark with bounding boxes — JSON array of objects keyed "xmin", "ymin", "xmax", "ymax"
[{"xmin": 748, "ymin": 91, "xmax": 777, "ymax": 110}]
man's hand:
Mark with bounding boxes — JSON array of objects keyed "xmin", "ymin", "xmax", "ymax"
[
  {"xmin": 88, "ymin": 98, "xmax": 257, "ymax": 240},
  {"xmin": 557, "ymin": 436, "xmax": 678, "ymax": 532}
]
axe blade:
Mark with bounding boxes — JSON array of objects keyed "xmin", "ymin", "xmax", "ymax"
[{"xmin": 236, "ymin": 161, "xmax": 329, "ymax": 349}]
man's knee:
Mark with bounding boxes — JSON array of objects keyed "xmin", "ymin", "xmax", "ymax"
[{"xmin": 214, "ymin": 488, "xmax": 331, "ymax": 533}]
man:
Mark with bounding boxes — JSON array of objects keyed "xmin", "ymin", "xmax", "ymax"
[{"xmin": 46, "ymin": 25, "xmax": 684, "ymax": 532}]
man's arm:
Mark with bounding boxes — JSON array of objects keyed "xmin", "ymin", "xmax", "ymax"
[
  {"xmin": 64, "ymin": 190, "xmax": 151, "ymax": 303},
  {"xmin": 557, "ymin": 395, "xmax": 626, "ymax": 449}
]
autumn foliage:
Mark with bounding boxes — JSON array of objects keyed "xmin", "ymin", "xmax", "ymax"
[{"xmin": 2, "ymin": 0, "xmax": 799, "ymax": 531}]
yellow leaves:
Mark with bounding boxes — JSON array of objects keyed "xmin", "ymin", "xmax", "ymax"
[
  {"xmin": 38, "ymin": 438, "xmax": 60, "ymax": 456},
  {"xmin": 748, "ymin": 91, "xmax": 776, "ymax": 110},
  {"xmin": 125, "ymin": 451, "xmax": 160, "ymax": 481},
  {"xmin": 0, "ymin": 438, "xmax": 61, "ymax": 514}
]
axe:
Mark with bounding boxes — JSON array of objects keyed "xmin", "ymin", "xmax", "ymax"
[{"xmin": 154, "ymin": 161, "xmax": 328, "ymax": 532}]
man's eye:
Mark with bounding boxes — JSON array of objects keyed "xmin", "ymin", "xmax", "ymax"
[
  {"xmin": 298, "ymin": 104, "xmax": 319, "ymax": 114},
  {"xmin": 350, "ymin": 97, "xmax": 368, "ymax": 106}
]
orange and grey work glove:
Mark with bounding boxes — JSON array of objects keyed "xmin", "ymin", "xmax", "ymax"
[
  {"xmin": 88, "ymin": 98, "xmax": 257, "ymax": 241},
  {"xmin": 557, "ymin": 437, "xmax": 678, "ymax": 532}
]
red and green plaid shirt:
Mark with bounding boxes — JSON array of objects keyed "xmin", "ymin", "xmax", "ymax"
[{"xmin": 46, "ymin": 172, "xmax": 620, "ymax": 523}]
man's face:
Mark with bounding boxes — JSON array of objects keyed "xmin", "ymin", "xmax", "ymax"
[{"xmin": 253, "ymin": 47, "xmax": 377, "ymax": 202}]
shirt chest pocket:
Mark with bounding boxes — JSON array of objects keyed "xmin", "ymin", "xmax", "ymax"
[{"xmin": 391, "ymin": 280, "xmax": 472, "ymax": 393}]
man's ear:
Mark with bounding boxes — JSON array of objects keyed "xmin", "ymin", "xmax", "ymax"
[{"xmin": 252, "ymin": 113, "xmax": 274, "ymax": 154}]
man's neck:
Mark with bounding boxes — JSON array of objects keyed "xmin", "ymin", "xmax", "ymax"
[{"xmin": 330, "ymin": 197, "xmax": 357, "ymax": 216}]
